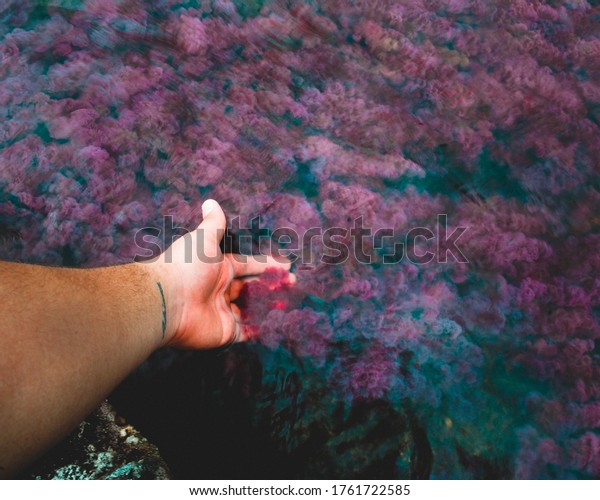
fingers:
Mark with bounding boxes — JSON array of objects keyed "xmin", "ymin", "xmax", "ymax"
[
  {"xmin": 228, "ymin": 271, "xmax": 296, "ymax": 301},
  {"xmin": 229, "ymin": 277, "xmax": 259, "ymax": 301},
  {"xmin": 226, "ymin": 253, "xmax": 291, "ymax": 278},
  {"xmin": 229, "ymin": 279, "xmax": 243, "ymax": 301},
  {"xmin": 224, "ymin": 271, "xmax": 294, "ymax": 345},
  {"xmin": 198, "ymin": 199, "xmax": 226, "ymax": 254},
  {"xmin": 221, "ymin": 304, "xmax": 253, "ymax": 345},
  {"xmin": 230, "ymin": 303, "xmax": 242, "ymax": 323},
  {"xmin": 230, "ymin": 303, "xmax": 242, "ymax": 343}
]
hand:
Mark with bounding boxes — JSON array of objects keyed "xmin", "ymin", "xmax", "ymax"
[{"xmin": 151, "ymin": 199, "xmax": 294, "ymax": 349}]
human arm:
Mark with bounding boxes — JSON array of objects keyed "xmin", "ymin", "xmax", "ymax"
[{"xmin": 0, "ymin": 199, "xmax": 292, "ymax": 478}]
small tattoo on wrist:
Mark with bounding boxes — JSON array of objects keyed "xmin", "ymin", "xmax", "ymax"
[{"xmin": 156, "ymin": 281, "xmax": 167, "ymax": 339}]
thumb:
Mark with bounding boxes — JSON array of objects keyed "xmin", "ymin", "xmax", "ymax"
[{"xmin": 198, "ymin": 199, "xmax": 226, "ymax": 252}]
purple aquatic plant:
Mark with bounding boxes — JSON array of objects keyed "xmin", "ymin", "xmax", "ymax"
[{"xmin": 0, "ymin": 0, "xmax": 599, "ymax": 479}]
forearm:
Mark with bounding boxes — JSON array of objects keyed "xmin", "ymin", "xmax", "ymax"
[{"xmin": 0, "ymin": 260, "xmax": 176, "ymax": 478}]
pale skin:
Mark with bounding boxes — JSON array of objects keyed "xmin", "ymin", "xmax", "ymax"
[{"xmin": 0, "ymin": 199, "xmax": 294, "ymax": 478}]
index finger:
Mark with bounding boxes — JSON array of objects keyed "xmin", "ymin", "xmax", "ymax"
[{"xmin": 226, "ymin": 254, "xmax": 291, "ymax": 278}]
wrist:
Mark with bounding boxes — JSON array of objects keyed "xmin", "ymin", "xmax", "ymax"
[{"xmin": 136, "ymin": 260, "xmax": 184, "ymax": 348}]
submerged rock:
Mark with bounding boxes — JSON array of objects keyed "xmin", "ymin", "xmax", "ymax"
[{"xmin": 22, "ymin": 401, "xmax": 171, "ymax": 480}]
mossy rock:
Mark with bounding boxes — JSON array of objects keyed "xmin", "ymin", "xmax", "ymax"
[{"xmin": 22, "ymin": 401, "xmax": 171, "ymax": 480}]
